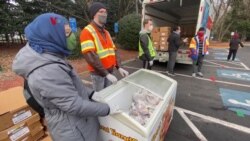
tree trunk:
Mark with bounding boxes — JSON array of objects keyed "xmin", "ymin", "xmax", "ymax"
[
  {"xmin": 136, "ymin": 0, "xmax": 138, "ymax": 15},
  {"xmin": 19, "ymin": 32, "xmax": 23, "ymax": 44},
  {"xmin": 5, "ymin": 33, "xmax": 9, "ymax": 44}
]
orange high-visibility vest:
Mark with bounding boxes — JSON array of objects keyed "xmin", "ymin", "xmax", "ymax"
[{"xmin": 80, "ymin": 24, "xmax": 117, "ymax": 71}]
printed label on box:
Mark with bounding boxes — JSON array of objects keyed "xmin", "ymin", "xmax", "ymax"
[
  {"xmin": 12, "ymin": 110, "xmax": 32, "ymax": 124},
  {"xmin": 9, "ymin": 126, "xmax": 30, "ymax": 141}
]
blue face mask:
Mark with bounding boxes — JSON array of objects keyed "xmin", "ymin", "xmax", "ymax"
[{"xmin": 66, "ymin": 32, "xmax": 77, "ymax": 51}]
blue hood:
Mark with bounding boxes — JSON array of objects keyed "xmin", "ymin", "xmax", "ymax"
[{"xmin": 25, "ymin": 13, "xmax": 70, "ymax": 56}]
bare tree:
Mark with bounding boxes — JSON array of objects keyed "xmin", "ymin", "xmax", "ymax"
[{"xmin": 211, "ymin": 0, "xmax": 233, "ymax": 41}]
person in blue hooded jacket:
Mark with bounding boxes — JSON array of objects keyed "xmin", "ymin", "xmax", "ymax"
[{"xmin": 12, "ymin": 13, "xmax": 120, "ymax": 141}]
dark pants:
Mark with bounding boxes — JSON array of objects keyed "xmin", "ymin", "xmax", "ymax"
[
  {"xmin": 227, "ymin": 49, "xmax": 237, "ymax": 61},
  {"xmin": 142, "ymin": 60, "xmax": 152, "ymax": 70},
  {"xmin": 91, "ymin": 74, "xmax": 112, "ymax": 92},
  {"xmin": 193, "ymin": 54, "xmax": 204, "ymax": 73},
  {"xmin": 167, "ymin": 52, "xmax": 177, "ymax": 73}
]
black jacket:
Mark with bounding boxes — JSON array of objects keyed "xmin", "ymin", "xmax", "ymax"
[
  {"xmin": 229, "ymin": 39, "xmax": 244, "ymax": 50},
  {"xmin": 167, "ymin": 32, "xmax": 184, "ymax": 52}
]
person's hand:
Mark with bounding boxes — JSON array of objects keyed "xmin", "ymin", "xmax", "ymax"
[
  {"xmin": 108, "ymin": 103, "xmax": 122, "ymax": 115},
  {"xmin": 118, "ymin": 68, "xmax": 129, "ymax": 77},
  {"xmin": 106, "ymin": 74, "xmax": 118, "ymax": 84},
  {"xmin": 183, "ymin": 38, "xmax": 188, "ymax": 43},
  {"xmin": 149, "ymin": 60, "xmax": 154, "ymax": 66}
]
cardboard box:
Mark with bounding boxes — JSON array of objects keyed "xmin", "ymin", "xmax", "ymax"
[
  {"xmin": 160, "ymin": 27, "xmax": 171, "ymax": 32},
  {"xmin": 0, "ymin": 87, "xmax": 37, "ymax": 131},
  {"xmin": 153, "ymin": 41, "xmax": 159, "ymax": 46},
  {"xmin": 160, "ymin": 37, "xmax": 168, "ymax": 42},
  {"xmin": 160, "ymin": 45, "xmax": 168, "ymax": 51},
  {"xmin": 40, "ymin": 135, "xmax": 52, "ymax": 141},
  {"xmin": 154, "ymin": 45, "xmax": 160, "ymax": 51},
  {"xmin": 152, "ymin": 27, "xmax": 160, "ymax": 34},
  {"xmin": 21, "ymin": 130, "xmax": 45, "ymax": 141},
  {"xmin": 160, "ymin": 31, "xmax": 170, "ymax": 37},
  {"xmin": 160, "ymin": 41, "xmax": 168, "ymax": 46},
  {"xmin": 0, "ymin": 114, "xmax": 42, "ymax": 141},
  {"xmin": 151, "ymin": 33, "xmax": 160, "ymax": 42}
]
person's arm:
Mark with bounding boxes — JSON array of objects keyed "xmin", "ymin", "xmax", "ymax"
[
  {"xmin": 239, "ymin": 40, "xmax": 244, "ymax": 47},
  {"xmin": 174, "ymin": 34, "xmax": 184, "ymax": 49},
  {"xmin": 106, "ymin": 32, "xmax": 122, "ymax": 69},
  {"xmin": 114, "ymin": 50, "xmax": 122, "ymax": 69},
  {"xmin": 84, "ymin": 51, "xmax": 109, "ymax": 77},
  {"xmin": 229, "ymin": 39, "xmax": 232, "ymax": 47},
  {"xmin": 32, "ymin": 64, "xmax": 110, "ymax": 117},
  {"xmin": 140, "ymin": 34, "xmax": 152, "ymax": 61}
]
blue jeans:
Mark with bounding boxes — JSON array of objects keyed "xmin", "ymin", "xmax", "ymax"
[{"xmin": 91, "ymin": 74, "xmax": 112, "ymax": 92}]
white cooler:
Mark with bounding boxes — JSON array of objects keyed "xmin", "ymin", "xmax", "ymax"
[{"xmin": 93, "ymin": 69, "xmax": 177, "ymax": 141}]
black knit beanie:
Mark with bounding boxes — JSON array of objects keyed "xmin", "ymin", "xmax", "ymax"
[{"xmin": 89, "ymin": 2, "xmax": 106, "ymax": 19}]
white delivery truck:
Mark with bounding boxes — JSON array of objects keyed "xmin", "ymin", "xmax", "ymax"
[{"xmin": 141, "ymin": 0, "xmax": 214, "ymax": 64}]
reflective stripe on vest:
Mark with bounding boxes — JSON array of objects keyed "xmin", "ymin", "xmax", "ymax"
[
  {"xmin": 81, "ymin": 40, "xmax": 95, "ymax": 51},
  {"xmin": 85, "ymin": 25, "xmax": 115, "ymax": 59},
  {"xmin": 139, "ymin": 33, "xmax": 156, "ymax": 57}
]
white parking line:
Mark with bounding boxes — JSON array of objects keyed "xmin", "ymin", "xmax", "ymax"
[
  {"xmin": 175, "ymin": 106, "xmax": 250, "ymax": 134},
  {"xmin": 204, "ymin": 59, "xmax": 242, "ymax": 66},
  {"xmin": 240, "ymin": 62, "xmax": 250, "ymax": 70},
  {"xmin": 203, "ymin": 64, "xmax": 247, "ymax": 71},
  {"xmin": 123, "ymin": 66, "xmax": 250, "ymax": 88},
  {"xmin": 204, "ymin": 60, "xmax": 230, "ymax": 67},
  {"xmin": 176, "ymin": 109, "xmax": 208, "ymax": 141}
]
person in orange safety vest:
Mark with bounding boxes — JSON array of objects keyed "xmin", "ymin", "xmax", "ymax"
[{"xmin": 80, "ymin": 2, "xmax": 129, "ymax": 92}]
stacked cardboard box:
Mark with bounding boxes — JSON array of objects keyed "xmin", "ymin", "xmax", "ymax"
[
  {"xmin": 151, "ymin": 27, "xmax": 160, "ymax": 51},
  {"xmin": 0, "ymin": 87, "xmax": 45, "ymax": 141},
  {"xmin": 40, "ymin": 134, "xmax": 52, "ymax": 141},
  {"xmin": 159, "ymin": 27, "xmax": 171, "ymax": 51}
]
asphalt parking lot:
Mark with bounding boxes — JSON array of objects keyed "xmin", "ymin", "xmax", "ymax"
[{"xmin": 80, "ymin": 46, "xmax": 250, "ymax": 141}]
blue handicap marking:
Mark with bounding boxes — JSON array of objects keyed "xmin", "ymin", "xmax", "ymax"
[
  {"xmin": 214, "ymin": 56, "xmax": 240, "ymax": 61},
  {"xmin": 217, "ymin": 69, "xmax": 250, "ymax": 82},
  {"xmin": 219, "ymin": 88, "xmax": 250, "ymax": 116}
]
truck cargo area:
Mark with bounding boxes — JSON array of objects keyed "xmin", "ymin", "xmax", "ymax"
[
  {"xmin": 144, "ymin": 0, "xmax": 202, "ymax": 64},
  {"xmin": 144, "ymin": 0, "xmax": 201, "ymax": 34}
]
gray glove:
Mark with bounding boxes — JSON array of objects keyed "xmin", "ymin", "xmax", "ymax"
[
  {"xmin": 149, "ymin": 60, "xmax": 154, "ymax": 66},
  {"xmin": 106, "ymin": 73, "xmax": 118, "ymax": 84},
  {"xmin": 118, "ymin": 68, "xmax": 129, "ymax": 77},
  {"xmin": 91, "ymin": 92, "xmax": 103, "ymax": 102},
  {"xmin": 108, "ymin": 103, "xmax": 122, "ymax": 115}
]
